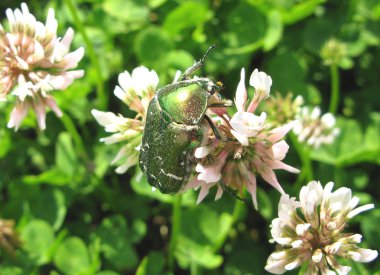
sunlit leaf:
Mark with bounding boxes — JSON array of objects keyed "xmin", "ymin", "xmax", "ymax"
[
  {"xmin": 163, "ymin": 2, "xmax": 211, "ymax": 37},
  {"xmin": 134, "ymin": 26, "xmax": 173, "ymax": 65},
  {"xmin": 95, "ymin": 215, "xmax": 138, "ymax": 270},
  {"xmin": 102, "ymin": 0, "xmax": 149, "ymax": 27},
  {"xmin": 175, "ymin": 235, "xmax": 223, "ymax": 269},
  {"xmin": 54, "ymin": 237, "xmax": 92, "ymax": 275},
  {"xmin": 311, "ymin": 115, "xmax": 380, "ymax": 166},
  {"xmin": 21, "ymin": 220, "xmax": 55, "ymax": 265},
  {"xmin": 263, "ymin": 10, "xmax": 283, "ymax": 51},
  {"xmin": 136, "ymin": 251, "xmax": 165, "ymax": 275}
]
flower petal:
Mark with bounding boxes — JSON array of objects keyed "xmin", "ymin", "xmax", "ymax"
[
  {"xmin": 196, "ymin": 163, "xmax": 222, "ymax": 183},
  {"xmin": 272, "ymin": 140, "xmax": 289, "ymax": 161},
  {"xmin": 234, "ymin": 68, "xmax": 247, "ymax": 112},
  {"xmin": 249, "ymin": 68, "xmax": 272, "ymax": 99},
  {"xmin": 230, "ymin": 111, "xmax": 266, "ymax": 137},
  {"xmin": 196, "ymin": 183, "xmax": 210, "ymax": 204},
  {"xmin": 267, "ymin": 121, "xmax": 297, "ymax": 143},
  {"xmin": 261, "ymin": 169, "xmax": 285, "ymax": 194},
  {"xmin": 194, "ymin": 145, "xmax": 210, "ymax": 158},
  {"xmin": 246, "ymin": 171, "xmax": 258, "ymax": 209},
  {"xmin": 7, "ymin": 103, "xmax": 29, "ymax": 131},
  {"xmin": 230, "ymin": 129, "xmax": 249, "ymax": 146},
  {"xmin": 270, "ymin": 160, "xmax": 300, "ymax": 173}
]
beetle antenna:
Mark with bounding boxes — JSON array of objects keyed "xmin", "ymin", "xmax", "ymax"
[
  {"xmin": 181, "ymin": 44, "xmax": 217, "ymax": 80},
  {"xmin": 201, "ymin": 44, "xmax": 216, "ymax": 63}
]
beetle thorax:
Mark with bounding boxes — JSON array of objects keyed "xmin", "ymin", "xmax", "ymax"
[{"xmin": 158, "ymin": 80, "xmax": 212, "ymax": 125}]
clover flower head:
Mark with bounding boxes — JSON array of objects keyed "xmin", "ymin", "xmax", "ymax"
[
  {"xmin": 293, "ymin": 106, "xmax": 340, "ymax": 148},
  {"xmin": 0, "ymin": 3, "xmax": 84, "ymax": 130},
  {"xmin": 265, "ymin": 93, "xmax": 304, "ymax": 127},
  {"xmin": 265, "ymin": 180, "xmax": 378, "ymax": 274},
  {"xmin": 0, "ymin": 218, "xmax": 20, "ymax": 255},
  {"xmin": 92, "ymin": 67, "xmax": 158, "ymax": 174},
  {"xmin": 321, "ymin": 38, "xmax": 348, "ymax": 66},
  {"xmin": 185, "ymin": 68, "xmax": 299, "ymax": 208}
]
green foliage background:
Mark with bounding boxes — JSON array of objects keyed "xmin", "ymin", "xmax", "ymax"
[{"xmin": 0, "ymin": 0, "xmax": 379, "ymax": 274}]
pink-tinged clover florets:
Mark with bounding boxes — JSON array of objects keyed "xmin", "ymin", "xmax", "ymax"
[
  {"xmin": 185, "ymin": 68, "xmax": 299, "ymax": 208},
  {"xmin": 265, "ymin": 181, "xmax": 378, "ymax": 274},
  {"xmin": 0, "ymin": 3, "xmax": 84, "ymax": 130}
]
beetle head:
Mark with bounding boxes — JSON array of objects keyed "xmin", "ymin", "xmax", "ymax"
[{"xmin": 205, "ymin": 79, "xmax": 223, "ymax": 95}]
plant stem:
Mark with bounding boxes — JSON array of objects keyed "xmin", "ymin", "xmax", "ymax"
[
  {"xmin": 168, "ymin": 194, "xmax": 182, "ymax": 271},
  {"xmin": 60, "ymin": 111, "xmax": 88, "ymax": 161},
  {"xmin": 334, "ymin": 165, "xmax": 344, "ymax": 187},
  {"xmin": 290, "ymin": 133, "xmax": 313, "ymax": 187},
  {"xmin": 329, "ymin": 64, "xmax": 340, "ymax": 114},
  {"xmin": 302, "ymin": 150, "xmax": 313, "ymax": 182},
  {"xmin": 63, "ymin": 0, "xmax": 107, "ymax": 109},
  {"xmin": 190, "ymin": 259, "xmax": 201, "ymax": 275}
]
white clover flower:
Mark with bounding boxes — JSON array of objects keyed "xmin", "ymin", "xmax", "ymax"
[
  {"xmin": 0, "ymin": 3, "xmax": 84, "ymax": 130},
  {"xmin": 266, "ymin": 181, "xmax": 378, "ymax": 274},
  {"xmin": 92, "ymin": 67, "xmax": 158, "ymax": 174},
  {"xmin": 114, "ymin": 66, "xmax": 159, "ymax": 115},
  {"xmin": 293, "ymin": 106, "xmax": 340, "ymax": 148},
  {"xmin": 186, "ymin": 68, "xmax": 299, "ymax": 209}
]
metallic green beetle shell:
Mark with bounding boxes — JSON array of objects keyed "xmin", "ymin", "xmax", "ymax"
[
  {"xmin": 158, "ymin": 81, "xmax": 209, "ymax": 125},
  {"xmin": 139, "ymin": 79, "xmax": 211, "ymax": 194}
]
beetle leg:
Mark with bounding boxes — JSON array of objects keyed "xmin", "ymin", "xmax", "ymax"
[
  {"xmin": 207, "ymin": 100, "xmax": 233, "ymax": 108},
  {"xmin": 219, "ymin": 180, "xmax": 251, "ymax": 205},
  {"xmin": 181, "ymin": 45, "xmax": 216, "ymax": 80},
  {"xmin": 207, "ymin": 91, "xmax": 233, "ymax": 107},
  {"xmin": 204, "ymin": 114, "xmax": 236, "ymax": 142}
]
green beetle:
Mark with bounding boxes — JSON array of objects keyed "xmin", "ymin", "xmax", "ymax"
[{"xmin": 139, "ymin": 45, "xmax": 232, "ymax": 194}]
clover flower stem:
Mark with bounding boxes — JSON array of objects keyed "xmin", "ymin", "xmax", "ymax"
[
  {"xmin": 329, "ymin": 63, "xmax": 340, "ymax": 114},
  {"xmin": 334, "ymin": 165, "xmax": 344, "ymax": 186},
  {"xmin": 190, "ymin": 259, "xmax": 200, "ymax": 275},
  {"xmin": 64, "ymin": 0, "xmax": 107, "ymax": 109},
  {"xmin": 290, "ymin": 133, "xmax": 313, "ymax": 187},
  {"xmin": 60, "ymin": 111, "xmax": 89, "ymax": 161},
  {"xmin": 168, "ymin": 194, "xmax": 182, "ymax": 271}
]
